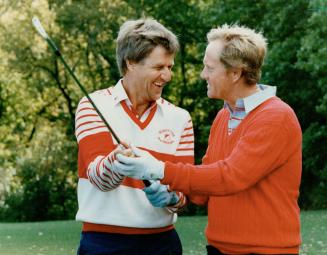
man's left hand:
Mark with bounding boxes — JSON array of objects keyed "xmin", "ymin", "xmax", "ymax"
[{"xmin": 143, "ymin": 181, "xmax": 179, "ymax": 207}]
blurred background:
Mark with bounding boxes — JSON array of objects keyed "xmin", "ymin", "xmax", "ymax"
[{"xmin": 0, "ymin": 0, "xmax": 326, "ymax": 222}]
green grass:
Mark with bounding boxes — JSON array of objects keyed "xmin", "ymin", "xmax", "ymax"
[
  {"xmin": 300, "ymin": 210, "xmax": 327, "ymax": 254},
  {"xmin": 0, "ymin": 220, "xmax": 81, "ymax": 255},
  {"xmin": 0, "ymin": 210, "xmax": 326, "ymax": 255}
]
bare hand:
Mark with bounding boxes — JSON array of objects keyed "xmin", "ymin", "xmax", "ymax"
[{"xmin": 116, "ymin": 141, "xmax": 135, "ymax": 158}]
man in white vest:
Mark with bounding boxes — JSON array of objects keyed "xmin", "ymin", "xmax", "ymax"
[{"xmin": 75, "ymin": 18, "xmax": 194, "ymax": 255}]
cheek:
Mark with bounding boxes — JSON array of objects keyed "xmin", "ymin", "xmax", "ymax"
[{"xmin": 209, "ymin": 72, "xmax": 219, "ymax": 84}]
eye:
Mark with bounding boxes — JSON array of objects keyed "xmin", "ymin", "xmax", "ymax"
[
  {"xmin": 206, "ymin": 65, "xmax": 214, "ymax": 72},
  {"xmin": 154, "ymin": 65, "xmax": 173, "ymax": 71},
  {"xmin": 154, "ymin": 65, "xmax": 163, "ymax": 70}
]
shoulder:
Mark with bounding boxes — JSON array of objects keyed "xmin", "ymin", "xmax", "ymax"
[
  {"xmin": 89, "ymin": 87, "xmax": 114, "ymax": 101},
  {"xmin": 77, "ymin": 87, "xmax": 114, "ymax": 109},
  {"xmin": 259, "ymin": 97, "xmax": 298, "ymax": 120},
  {"xmin": 252, "ymin": 97, "xmax": 302, "ymax": 134},
  {"xmin": 157, "ymin": 98, "xmax": 191, "ymax": 120}
]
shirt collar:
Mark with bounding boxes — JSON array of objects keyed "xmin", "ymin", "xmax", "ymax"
[
  {"xmin": 111, "ymin": 79, "xmax": 129, "ymax": 105},
  {"xmin": 243, "ymin": 84, "xmax": 276, "ymax": 114},
  {"xmin": 111, "ymin": 79, "xmax": 164, "ymax": 113},
  {"xmin": 224, "ymin": 84, "xmax": 276, "ymax": 114}
]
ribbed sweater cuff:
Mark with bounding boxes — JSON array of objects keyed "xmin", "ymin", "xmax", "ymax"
[
  {"xmin": 162, "ymin": 161, "xmax": 192, "ymax": 195},
  {"xmin": 162, "ymin": 162, "xmax": 175, "ymax": 183}
]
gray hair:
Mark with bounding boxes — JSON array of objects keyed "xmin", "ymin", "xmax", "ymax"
[{"xmin": 116, "ymin": 18, "xmax": 179, "ymax": 76}]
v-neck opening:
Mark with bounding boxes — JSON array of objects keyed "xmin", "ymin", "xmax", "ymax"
[{"xmin": 121, "ymin": 101, "xmax": 157, "ymax": 130}]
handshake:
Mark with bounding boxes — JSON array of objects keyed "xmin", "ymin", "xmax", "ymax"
[{"xmin": 109, "ymin": 144, "xmax": 179, "ymax": 208}]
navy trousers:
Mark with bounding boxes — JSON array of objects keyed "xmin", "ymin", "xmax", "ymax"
[
  {"xmin": 206, "ymin": 245, "xmax": 298, "ymax": 255},
  {"xmin": 77, "ymin": 229, "xmax": 182, "ymax": 255}
]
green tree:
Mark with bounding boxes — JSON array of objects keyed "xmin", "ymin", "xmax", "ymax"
[
  {"xmin": 1, "ymin": 0, "xmax": 327, "ymax": 222},
  {"xmin": 296, "ymin": 0, "xmax": 327, "ymax": 209},
  {"xmin": 2, "ymin": 127, "xmax": 77, "ymax": 221},
  {"xmin": 0, "ymin": 0, "xmax": 80, "ymax": 220}
]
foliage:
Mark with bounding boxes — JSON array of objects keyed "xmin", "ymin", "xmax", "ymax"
[
  {"xmin": 301, "ymin": 123, "xmax": 327, "ymax": 209},
  {"xmin": 295, "ymin": 0, "xmax": 327, "ymax": 209},
  {"xmin": 0, "ymin": 0, "xmax": 326, "ymax": 221},
  {"xmin": 1, "ymin": 125, "xmax": 78, "ymax": 221}
]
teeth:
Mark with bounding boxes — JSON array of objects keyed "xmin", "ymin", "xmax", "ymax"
[{"xmin": 154, "ymin": 82, "xmax": 163, "ymax": 87}]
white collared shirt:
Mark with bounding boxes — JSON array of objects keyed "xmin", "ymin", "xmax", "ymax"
[
  {"xmin": 111, "ymin": 79, "xmax": 163, "ymax": 121},
  {"xmin": 225, "ymin": 84, "xmax": 277, "ymax": 135}
]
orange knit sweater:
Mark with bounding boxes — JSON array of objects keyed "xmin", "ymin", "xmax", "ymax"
[{"xmin": 163, "ymin": 97, "xmax": 302, "ymax": 254}]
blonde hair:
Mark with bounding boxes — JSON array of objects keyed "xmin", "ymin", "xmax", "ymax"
[
  {"xmin": 207, "ymin": 24, "xmax": 267, "ymax": 85},
  {"xmin": 116, "ymin": 18, "xmax": 179, "ymax": 76}
]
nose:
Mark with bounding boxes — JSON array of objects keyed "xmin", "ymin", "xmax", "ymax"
[
  {"xmin": 161, "ymin": 67, "xmax": 172, "ymax": 82},
  {"xmin": 200, "ymin": 68, "xmax": 207, "ymax": 80}
]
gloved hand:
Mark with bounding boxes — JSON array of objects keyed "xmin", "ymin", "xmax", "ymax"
[
  {"xmin": 113, "ymin": 145, "xmax": 164, "ymax": 180},
  {"xmin": 143, "ymin": 181, "xmax": 179, "ymax": 208}
]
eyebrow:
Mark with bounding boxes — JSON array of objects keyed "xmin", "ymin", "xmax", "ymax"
[{"xmin": 203, "ymin": 61, "xmax": 212, "ymax": 67}]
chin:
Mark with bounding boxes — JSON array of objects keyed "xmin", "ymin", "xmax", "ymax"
[
  {"xmin": 207, "ymin": 91, "xmax": 214, "ymax": 99},
  {"xmin": 152, "ymin": 95, "xmax": 161, "ymax": 101}
]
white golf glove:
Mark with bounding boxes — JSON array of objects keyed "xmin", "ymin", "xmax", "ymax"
[{"xmin": 113, "ymin": 145, "xmax": 164, "ymax": 180}]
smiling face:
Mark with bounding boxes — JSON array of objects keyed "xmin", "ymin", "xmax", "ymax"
[
  {"xmin": 127, "ymin": 46, "xmax": 174, "ymax": 103},
  {"xmin": 200, "ymin": 40, "xmax": 233, "ymax": 101}
]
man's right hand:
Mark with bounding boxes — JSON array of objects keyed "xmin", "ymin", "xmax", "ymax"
[
  {"xmin": 112, "ymin": 145, "xmax": 165, "ymax": 180},
  {"xmin": 105, "ymin": 145, "xmax": 132, "ymax": 174}
]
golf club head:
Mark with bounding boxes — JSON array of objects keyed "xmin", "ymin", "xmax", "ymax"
[{"xmin": 32, "ymin": 17, "xmax": 49, "ymax": 39}]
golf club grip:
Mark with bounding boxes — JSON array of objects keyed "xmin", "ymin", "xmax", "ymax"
[{"xmin": 143, "ymin": 180, "xmax": 151, "ymax": 187}]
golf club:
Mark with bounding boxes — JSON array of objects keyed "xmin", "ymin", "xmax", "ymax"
[{"xmin": 32, "ymin": 17, "xmax": 151, "ymax": 187}]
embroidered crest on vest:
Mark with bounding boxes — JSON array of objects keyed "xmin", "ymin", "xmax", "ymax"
[{"xmin": 158, "ymin": 129, "xmax": 175, "ymax": 144}]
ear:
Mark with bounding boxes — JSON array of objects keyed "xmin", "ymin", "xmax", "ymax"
[
  {"xmin": 126, "ymin": 60, "xmax": 136, "ymax": 72},
  {"xmin": 230, "ymin": 68, "xmax": 243, "ymax": 83}
]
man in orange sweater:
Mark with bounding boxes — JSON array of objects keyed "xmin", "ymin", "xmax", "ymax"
[{"xmin": 113, "ymin": 24, "xmax": 302, "ymax": 255}]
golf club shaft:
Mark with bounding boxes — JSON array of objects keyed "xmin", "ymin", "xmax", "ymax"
[
  {"xmin": 43, "ymin": 36, "xmax": 151, "ymax": 187},
  {"xmin": 46, "ymin": 38, "xmax": 121, "ymax": 144}
]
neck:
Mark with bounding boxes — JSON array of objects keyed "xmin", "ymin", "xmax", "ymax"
[
  {"xmin": 122, "ymin": 77, "xmax": 152, "ymax": 116},
  {"xmin": 227, "ymin": 83, "xmax": 258, "ymax": 110}
]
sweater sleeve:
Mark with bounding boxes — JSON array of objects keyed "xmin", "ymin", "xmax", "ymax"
[
  {"xmin": 75, "ymin": 97, "xmax": 124, "ymax": 191},
  {"xmin": 162, "ymin": 113, "xmax": 301, "ymax": 196},
  {"xmin": 186, "ymin": 123, "xmax": 214, "ymax": 206},
  {"xmin": 166, "ymin": 114, "xmax": 194, "ymax": 211}
]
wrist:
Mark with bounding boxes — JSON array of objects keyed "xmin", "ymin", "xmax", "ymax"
[{"xmin": 168, "ymin": 192, "xmax": 179, "ymax": 206}]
